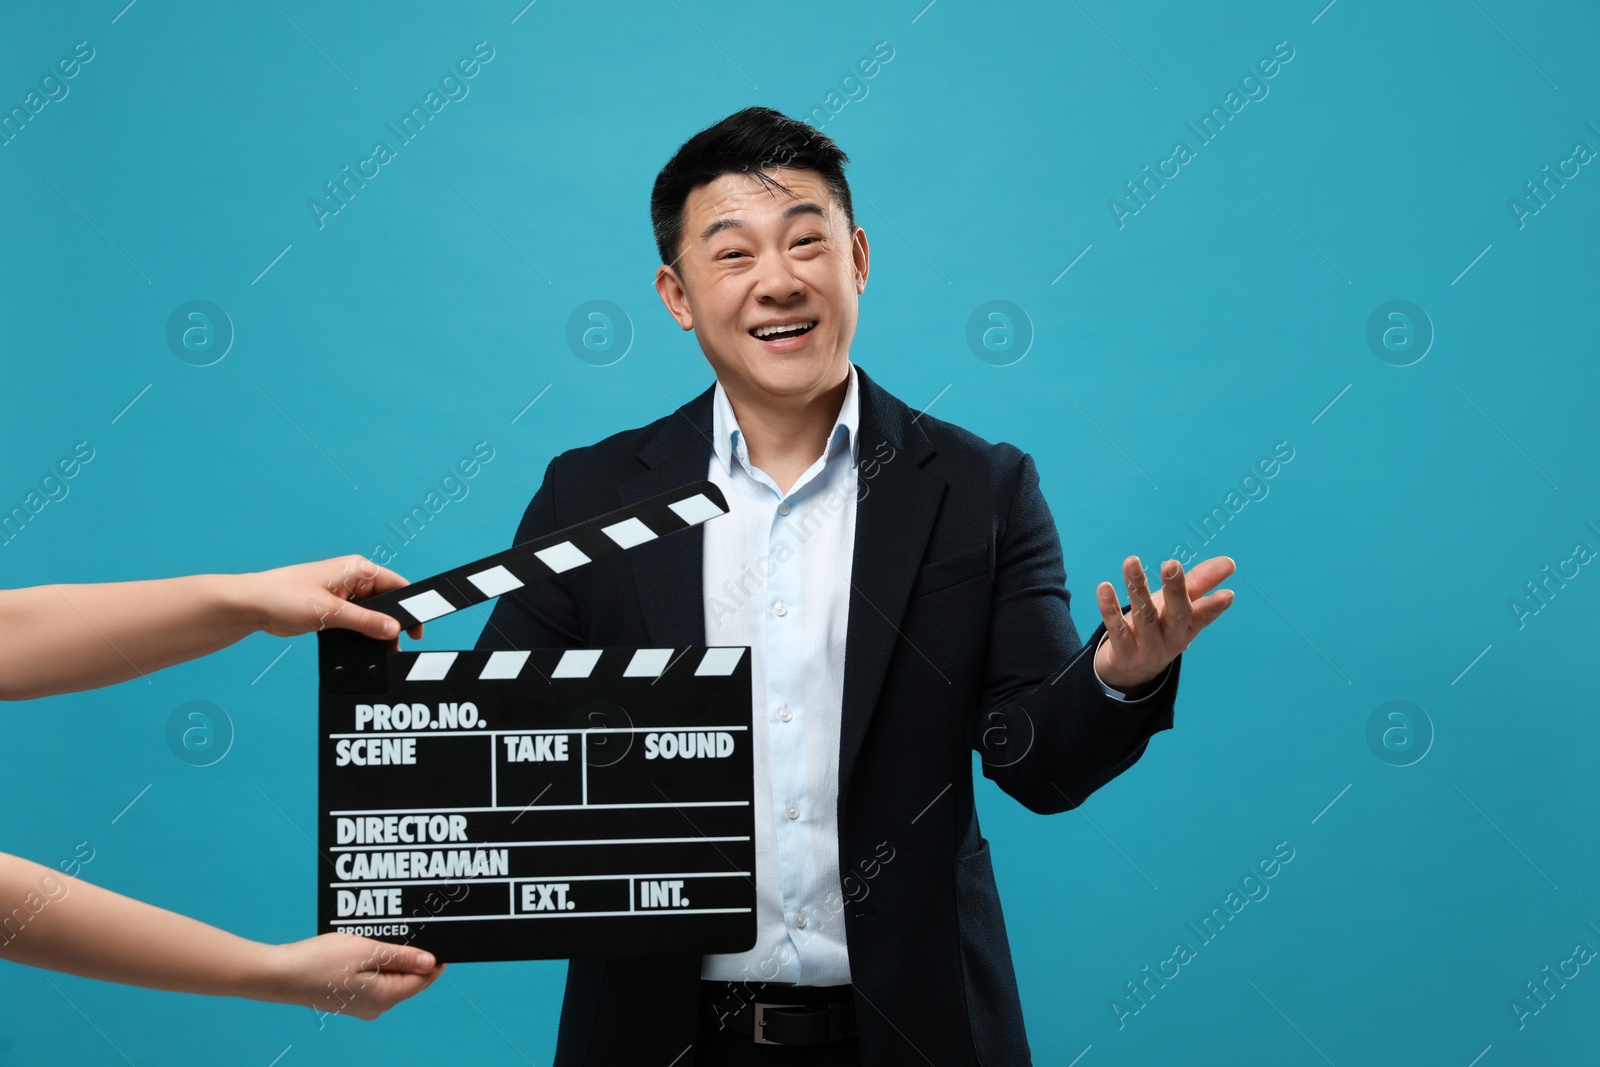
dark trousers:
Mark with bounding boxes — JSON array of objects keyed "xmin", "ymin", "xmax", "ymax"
[{"xmin": 695, "ymin": 980, "xmax": 862, "ymax": 1066}]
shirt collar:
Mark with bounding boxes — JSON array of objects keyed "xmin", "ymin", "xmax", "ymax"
[{"xmin": 712, "ymin": 362, "xmax": 861, "ymax": 478}]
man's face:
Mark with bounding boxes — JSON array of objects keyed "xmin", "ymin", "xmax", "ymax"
[{"xmin": 655, "ymin": 167, "xmax": 868, "ymax": 402}]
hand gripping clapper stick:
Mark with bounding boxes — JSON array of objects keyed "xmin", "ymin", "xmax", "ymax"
[{"xmin": 316, "ymin": 481, "xmax": 755, "ymax": 963}]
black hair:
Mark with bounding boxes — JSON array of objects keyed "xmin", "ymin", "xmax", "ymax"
[{"xmin": 650, "ymin": 106, "xmax": 854, "ymax": 272}]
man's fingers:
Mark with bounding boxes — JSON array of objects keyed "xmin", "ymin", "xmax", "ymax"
[
  {"xmin": 1180, "ymin": 556, "xmax": 1236, "ymax": 633},
  {"xmin": 1095, "ymin": 581, "xmax": 1131, "ymax": 646},
  {"xmin": 1189, "ymin": 588, "xmax": 1236, "ymax": 630},
  {"xmin": 1158, "ymin": 559, "xmax": 1193, "ymax": 636},
  {"xmin": 1100, "ymin": 555, "xmax": 1234, "ymax": 660},
  {"xmin": 1182, "ymin": 555, "xmax": 1236, "ymax": 598},
  {"xmin": 1124, "ymin": 556, "xmax": 1158, "ymax": 628}
]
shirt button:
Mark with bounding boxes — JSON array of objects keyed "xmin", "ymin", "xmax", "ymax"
[
  {"xmin": 778, "ymin": 706, "xmax": 793, "ymax": 722},
  {"xmin": 778, "ymin": 502, "xmax": 791, "ymax": 516},
  {"xmin": 773, "ymin": 600, "xmax": 788, "ymax": 617},
  {"xmin": 785, "ymin": 804, "xmax": 799, "ymax": 820},
  {"xmin": 795, "ymin": 913, "xmax": 808, "ymax": 928}
]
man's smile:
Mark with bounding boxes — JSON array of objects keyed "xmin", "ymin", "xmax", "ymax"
[{"xmin": 749, "ymin": 319, "xmax": 817, "ymax": 349}]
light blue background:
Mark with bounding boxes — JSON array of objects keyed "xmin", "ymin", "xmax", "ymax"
[{"xmin": 3, "ymin": 0, "xmax": 1597, "ymax": 1063}]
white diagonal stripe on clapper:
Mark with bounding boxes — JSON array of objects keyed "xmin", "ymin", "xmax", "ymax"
[
  {"xmin": 407, "ymin": 652, "xmax": 458, "ymax": 681},
  {"xmin": 552, "ymin": 649, "xmax": 603, "ymax": 678}
]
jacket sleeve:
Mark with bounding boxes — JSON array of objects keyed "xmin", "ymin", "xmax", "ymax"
[
  {"xmin": 967, "ymin": 450, "xmax": 1181, "ymax": 814},
  {"xmin": 473, "ymin": 455, "xmax": 587, "ymax": 653}
]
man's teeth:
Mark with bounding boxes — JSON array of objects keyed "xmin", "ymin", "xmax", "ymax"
[{"xmin": 753, "ymin": 322, "xmax": 815, "ymax": 339}]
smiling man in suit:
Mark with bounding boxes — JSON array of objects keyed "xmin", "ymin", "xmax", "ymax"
[{"xmin": 476, "ymin": 106, "xmax": 1235, "ymax": 1065}]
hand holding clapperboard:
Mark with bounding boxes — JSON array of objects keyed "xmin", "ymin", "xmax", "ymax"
[{"xmin": 316, "ymin": 481, "xmax": 755, "ymax": 963}]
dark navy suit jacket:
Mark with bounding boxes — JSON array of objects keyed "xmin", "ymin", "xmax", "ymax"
[{"xmin": 474, "ymin": 363, "xmax": 1181, "ymax": 1065}]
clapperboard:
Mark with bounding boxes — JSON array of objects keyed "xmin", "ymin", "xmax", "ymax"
[{"xmin": 316, "ymin": 482, "xmax": 756, "ymax": 962}]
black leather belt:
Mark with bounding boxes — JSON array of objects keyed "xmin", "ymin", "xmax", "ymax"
[{"xmin": 703, "ymin": 983, "xmax": 857, "ymax": 1045}]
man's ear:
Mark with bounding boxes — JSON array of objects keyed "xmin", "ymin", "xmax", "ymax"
[
  {"xmin": 654, "ymin": 263, "xmax": 695, "ymax": 331},
  {"xmin": 851, "ymin": 225, "xmax": 870, "ymax": 295}
]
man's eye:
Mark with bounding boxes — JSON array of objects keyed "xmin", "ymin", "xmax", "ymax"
[
  {"xmin": 795, "ymin": 236, "xmax": 821, "ymax": 247},
  {"xmin": 719, "ymin": 250, "xmax": 746, "ymax": 260}
]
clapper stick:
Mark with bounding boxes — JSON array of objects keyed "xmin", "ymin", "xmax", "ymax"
[
  {"xmin": 315, "ymin": 479, "xmax": 758, "ymax": 963},
  {"xmin": 319, "ymin": 481, "xmax": 730, "ymax": 694},
  {"xmin": 365, "ymin": 481, "xmax": 728, "ymax": 630}
]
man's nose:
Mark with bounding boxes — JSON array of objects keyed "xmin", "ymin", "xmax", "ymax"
[{"xmin": 752, "ymin": 251, "xmax": 804, "ymax": 301}]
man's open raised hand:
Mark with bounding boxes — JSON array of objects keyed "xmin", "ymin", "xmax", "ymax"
[{"xmin": 1093, "ymin": 555, "xmax": 1236, "ymax": 694}]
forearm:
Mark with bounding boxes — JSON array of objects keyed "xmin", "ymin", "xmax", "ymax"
[
  {"xmin": 977, "ymin": 618, "xmax": 1180, "ymax": 813},
  {"xmin": 0, "ymin": 853, "xmax": 288, "ymax": 1003},
  {"xmin": 0, "ymin": 575, "xmax": 257, "ymax": 700}
]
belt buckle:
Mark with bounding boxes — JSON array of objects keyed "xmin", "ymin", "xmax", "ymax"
[{"xmin": 752, "ymin": 1002, "xmax": 803, "ymax": 1045}]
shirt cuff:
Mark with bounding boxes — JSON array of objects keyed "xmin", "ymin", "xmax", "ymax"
[{"xmin": 1092, "ymin": 630, "xmax": 1170, "ymax": 703}]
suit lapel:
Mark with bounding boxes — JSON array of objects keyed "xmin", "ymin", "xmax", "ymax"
[
  {"xmin": 838, "ymin": 367, "xmax": 944, "ymax": 796},
  {"xmin": 619, "ymin": 386, "xmax": 716, "ymax": 649}
]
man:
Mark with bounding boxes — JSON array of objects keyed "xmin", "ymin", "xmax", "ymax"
[{"xmin": 477, "ymin": 107, "xmax": 1234, "ymax": 1064}]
